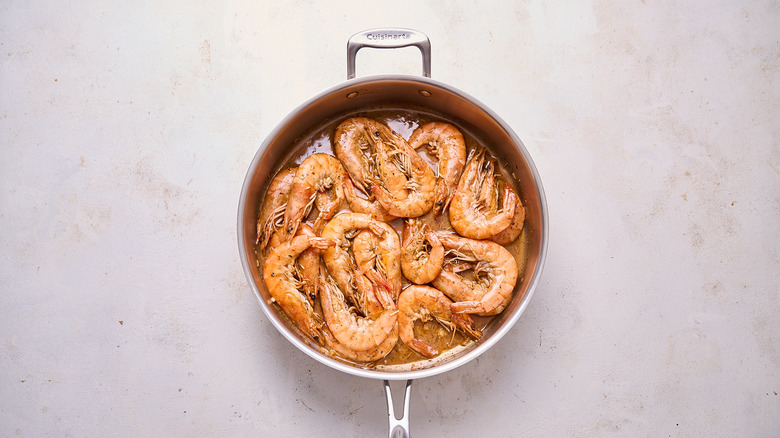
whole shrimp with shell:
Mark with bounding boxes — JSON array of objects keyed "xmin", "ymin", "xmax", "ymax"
[
  {"xmin": 256, "ymin": 167, "xmax": 296, "ymax": 250},
  {"xmin": 397, "ymin": 285, "xmax": 482, "ymax": 358},
  {"xmin": 278, "ymin": 153, "xmax": 348, "ymax": 244},
  {"xmin": 333, "ymin": 117, "xmax": 387, "ymax": 195},
  {"xmin": 448, "ymin": 148, "xmax": 518, "ymax": 240},
  {"xmin": 368, "ymin": 127, "xmax": 436, "ymax": 218},
  {"xmin": 318, "ymin": 264, "xmax": 398, "ymax": 354},
  {"xmin": 334, "ymin": 116, "xmax": 435, "ymax": 218},
  {"xmin": 408, "ymin": 122, "xmax": 467, "ymax": 216},
  {"xmin": 432, "ymin": 232, "xmax": 518, "ymax": 316},
  {"xmin": 400, "ymin": 218, "xmax": 444, "ymax": 285},
  {"xmin": 320, "ymin": 212, "xmax": 395, "ymax": 314},
  {"xmin": 352, "ymin": 221, "xmax": 403, "ymax": 301},
  {"xmin": 262, "ymin": 234, "xmax": 336, "ymax": 345}
]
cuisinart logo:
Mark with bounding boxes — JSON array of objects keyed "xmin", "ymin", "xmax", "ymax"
[{"xmin": 366, "ymin": 32, "xmax": 411, "ymax": 40}]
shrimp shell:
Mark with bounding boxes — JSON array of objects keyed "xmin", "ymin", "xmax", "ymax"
[
  {"xmin": 256, "ymin": 167, "xmax": 296, "ymax": 250},
  {"xmin": 397, "ymin": 285, "xmax": 482, "ymax": 358},
  {"xmin": 432, "ymin": 233, "xmax": 518, "ymax": 316},
  {"xmin": 400, "ymin": 219, "xmax": 444, "ymax": 285},
  {"xmin": 490, "ymin": 196, "xmax": 526, "ymax": 245},
  {"xmin": 341, "ymin": 173, "xmax": 396, "ymax": 223},
  {"xmin": 262, "ymin": 235, "xmax": 336, "ymax": 345},
  {"xmin": 448, "ymin": 148, "xmax": 518, "ymax": 240},
  {"xmin": 408, "ymin": 122, "xmax": 467, "ymax": 216},
  {"xmin": 320, "ymin": 319, "xmax": 399, "ymax": 363},
  {"xmin": 320, "ymin": 212, "xmax": 389, "ymax": 315},
  {"xmin": 295, "ymin": 223, "xmax": 323, "ymax": 305},
  {"xmin": 318, "ymin": 267, "xmax": 398, "ymax": 353},
  {"xmin": 280, "ymin": 153, "xmax": 347, "ymax": 243}
]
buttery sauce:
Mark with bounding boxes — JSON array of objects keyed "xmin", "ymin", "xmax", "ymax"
[{"xmin": 255, "ymin": 105, "xmax": 528, "ymax": 369}]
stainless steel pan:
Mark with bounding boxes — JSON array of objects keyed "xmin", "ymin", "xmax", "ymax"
[{"xmin": 238, "ymin": 28, "xmax": 548, "ymax": 437}]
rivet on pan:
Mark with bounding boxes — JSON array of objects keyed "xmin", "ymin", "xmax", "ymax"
[
  {"xmin": 418, "ymin": 90, "xmax": 431, "ymax": 97},
  {"xmin": 346, "ymin": 91, "xmax": 359, "ymax": 99}
]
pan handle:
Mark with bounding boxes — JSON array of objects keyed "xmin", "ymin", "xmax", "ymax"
[
  {"xmin": 347, "ymin": 28, "xmax": 431, "ymax": 79},
  {"xmin": 384, "ymin": 379, "xmax": 413, "ymax": 438}
]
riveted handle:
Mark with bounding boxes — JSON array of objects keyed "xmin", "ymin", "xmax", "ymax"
[{"xmin": 347, "ymin": 28, "xmax": 431, "ymax": 79}]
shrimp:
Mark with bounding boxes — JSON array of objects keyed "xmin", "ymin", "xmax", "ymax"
[
  {"xmin": 335, "ymin": 116, "xmax": 434, "ymax": 217},
  {"xmin": 408, "ymin": 122, "xmax": 467, "ymax": 216},
  {"xmin": 352, "ymin": 222, "xmax": 403, "ymax": 300},
  {"xmin": 490, "ymin": 195, "xmax": 526, "ymax": 245},
  {"xmin": 369, "ymin": 130, "xmax": 436, "ymax": 218},
  {"xmin": 400, "ymin": 219, "xmax": 444, "ymax": 285},
  {"xmin": 321, "ymin": 323, "xmax": 399, "ymax": 363},
  {"xmin": 279, "ymin": 153, "xmax": 347, "ymax": 243},
  {"xmin": 262, "ymin": 234, "xmax": 336, "ymax": 345},
  {"xmin": 320, "ymin": 212, "xmax": 393, "ymax": 314},
  {"xmin": 448, "ymin": 148, "xmax": 518, "ymax": 240},
  {"xmin": 318, "ymin": 264, "xmax": 398, "ymax": 362},
  {"xmin": 397, "ymin": 285, "xmax": 482, "ymax": 358},
  {"xmin": 269, "ymin": 220, "xmax": 322, "ymax": 305},
  {"xmin": 256, "ymin": 167, "xmax": 296, "ymax": 250},
  {"xmin": 295, "ymin": 223, "xmax": 323, "ymax": 305},
  {"xmin": 476, "ymin": 158, "xmax": 498, "ymax": 212},
  {"xmin": 340, "ymin": 173, "xmax": 396, "ymax": 223},
  {"xmin": 432, "ymin": 233, "xmax": 518, "ymax": 316},
  {"xmin": 471, "ymin": 156, "xmax": 526, "ymax": 245},
  {"xmin": 318, "ymin": 266, "xmax": 398, "ymax": 353},
  {"xmin": 333, "ymin": 117, "xmax": 387, "ymax": 195},
  {"xmin": 430, "ymin": 267, "xmax": 483, "ymax": 302}
]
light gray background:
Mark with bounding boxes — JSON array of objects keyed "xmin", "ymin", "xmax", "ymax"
[{"xmin": 2, "ymin": 1, "xmax": 778, "ymax": 436}]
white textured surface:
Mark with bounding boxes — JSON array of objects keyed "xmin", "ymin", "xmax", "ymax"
[{"xmin": 2, "ymin": 1, "xmax": 779, "ymax": 436}]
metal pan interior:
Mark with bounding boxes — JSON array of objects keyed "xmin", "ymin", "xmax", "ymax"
[{"xmin": 238, "ymin": 74, "xmax": 548, "ymax": 380}]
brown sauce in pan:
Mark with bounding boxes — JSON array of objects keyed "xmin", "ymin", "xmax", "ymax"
[{"xmin": 255, "ymin": 105, "xmax": 528, "ymax": 368}]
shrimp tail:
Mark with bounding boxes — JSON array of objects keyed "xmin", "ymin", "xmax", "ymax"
[
  {"xmin": 450, "ymin": 300, "xmax": 484, "ymax": 315},
  {"xmin": 309, "ymin": 237, "xmax": 337, "ymax": 251},
  {"xmin": 407, "ymin": 338, "xmax": 439, "ymax": 358},
  {"xmin": 451, "ymin": 312, "xmax": 483, "ymax": 339},
  {"xmin": 364, "ymin": 270, "xmax": 394, "ymax": 309},
  {"xmin": 364, "ymin": 269, "xmax": 391, "ymax": 292}
]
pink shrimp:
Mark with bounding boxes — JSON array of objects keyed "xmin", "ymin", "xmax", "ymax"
[
  {"xmin": 397, "ymin": 285, "xmax": 482, "ymax": 358},
  {"xmin": 408, "ymin": 122, "xmax": 467, "ymax": 216},
  {"xmin": 262, "ymin": 234, "xmax": 336, "ymax": 345},
  {"xmin": 400, "ymin": 219, "xmax": 444, "ymax": 285},
  {"xmin": 279, "ymin": 153, "xmax": 347, "ymax": 243},
  {"xmin": 432, "ymin": 233, "xmax": 518, "ymax": 316},
  {"xmin": 369, "ymin": 130, "xmax": 436, "ymax": 218},
  {"xmin": 448, "ymin": 148, "xmax": 518, "ymax": 240},
  {"xmin": 318, "ymin": 267, "xmax": 398, "ymax": 353},
  {"xmin": 256, "ymin": 167, "xmax": 297, "ymax": 250},
  {"xmin": 320, "ymin": 212, "xmax": 394, "ymax": 314}
]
